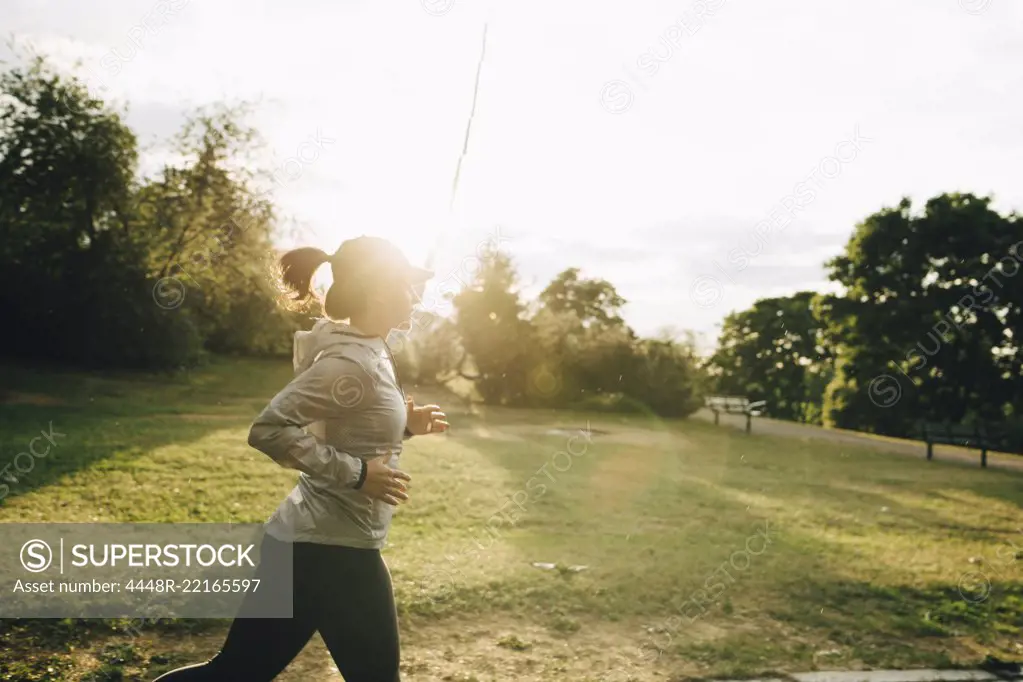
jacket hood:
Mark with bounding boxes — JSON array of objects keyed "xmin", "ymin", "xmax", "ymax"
[{"xmin": 292, "ymin": 318, "xmax": 387, "ymax": 376}]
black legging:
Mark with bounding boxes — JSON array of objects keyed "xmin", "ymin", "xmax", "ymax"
[{"xmin": 154, "ymin": 534, "xmax": 401, "ymax": 681}]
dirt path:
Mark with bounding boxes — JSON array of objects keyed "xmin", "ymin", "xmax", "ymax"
[
  {"xmin": 129, "ymin": 615, "xmax": 678, "ymax": 682},
  {"xmin": 693, "ymin": 408, "xmax": 1023, "ymax": 474}
]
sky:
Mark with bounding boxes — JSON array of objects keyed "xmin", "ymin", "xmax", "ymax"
[{"xmin": 4, "ymin": 0, "xmax": 1022, "ymax": 352}]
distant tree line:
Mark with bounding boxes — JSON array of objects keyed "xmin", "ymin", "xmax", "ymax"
[
  {"xmin": 392, "ymin": 254, "xmax": 706, "ymax": 418},
  {"xmin": 8, "ymin": 56, "xmax": 1018, "ymax": 435},
  {"xmin": 0, "ymin": 55, "xmax": 311, "ymax": 369},
  {"xmin": 707, "ymin": 194, "xmax": 1023, "ymax": 449},
  {"xmin": 0, "ymin": 56, "xmax": 705, "ymax": 419}
]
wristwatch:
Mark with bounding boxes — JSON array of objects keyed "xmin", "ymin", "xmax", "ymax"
[{"xmin": 353, "ymin": 458, "xmax": 368, "ymax": 489}]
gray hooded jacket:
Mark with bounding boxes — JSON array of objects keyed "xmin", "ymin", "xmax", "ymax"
[{"xmin": 247, "ymin": 319, "xmax": 409, "ymax": 548}]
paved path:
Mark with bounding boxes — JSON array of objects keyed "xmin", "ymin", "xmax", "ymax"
[
  {"xmin": 729, "ymin": 670, "xmax": 1018, "ymax": 682},
  {"xmin": 693, "ymin": 409, "xmax": 1023, "ymax": 474}
]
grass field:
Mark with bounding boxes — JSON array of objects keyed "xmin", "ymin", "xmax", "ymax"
[{"xmin": 1, "ymin": 358, "xmax": 1021, "ymax": 682}]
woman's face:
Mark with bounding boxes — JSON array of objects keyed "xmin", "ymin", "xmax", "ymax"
[{"xmin": 370, "ymin": 278, "xmax": 421, "ymax": 331}]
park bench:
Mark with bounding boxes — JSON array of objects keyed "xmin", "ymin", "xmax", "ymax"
[
  {"xmin": 704, "ymin": 395, "xmax": 768, "ymax": 434},
  {"xmin": 919, "ymin": 420, "xmax": 1006, "ymax": 468}
]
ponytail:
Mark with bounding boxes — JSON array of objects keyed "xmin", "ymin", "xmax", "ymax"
[
  {"xmin": 279, "ymin": 247, "xmax": 331, "ymax": 301},
  {"xmin": 278, "ymin": 245, "xmax": 363, "ymax": 320}
]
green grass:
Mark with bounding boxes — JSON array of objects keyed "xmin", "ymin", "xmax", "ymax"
[{"xmin": 1, "ymin": 357, "xmax": 1021, "ymax": 681}]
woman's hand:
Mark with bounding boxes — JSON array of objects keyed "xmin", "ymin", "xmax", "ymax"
[
  {"xmin": 360, "ymin": 454, "xmax": 411, "ymax": 506},
  {"xmin": 405, "ymin": 396, "xmax": 449, "ymax": 436}
]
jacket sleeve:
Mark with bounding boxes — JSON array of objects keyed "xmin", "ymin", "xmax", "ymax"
[{"xmin": 247, "ymin": 355, "xmax": 374, "ymax": 487}]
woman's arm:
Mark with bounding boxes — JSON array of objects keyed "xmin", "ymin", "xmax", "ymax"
[{"xmin": 247, "ymin": 355, "xmax": 373, "ymax": 488}]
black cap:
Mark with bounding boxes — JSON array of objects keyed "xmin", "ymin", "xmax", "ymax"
[{"xmin": 331, "ymin": 236, "xmax": 433, "ymax": 287}]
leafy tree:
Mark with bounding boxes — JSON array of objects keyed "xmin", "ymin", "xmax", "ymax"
[
  {"xmin": 0, "ymin": 55, "xmax": 137, "ymax": 252},
  {"xmin": 530, "ymin": 269, "xmax": 636, "ymax": 406},
  {"xmin": 448, "ymin": 255, "xmax": 704, "ymax": 416},
  {"xmin": 621, "ymin": 334, "xmax": 704, "ymax": 418},
  {"xmin": 821, "ymin": 193, "xmax": 1023, "ymax": 439},
  {"xmin": 0, "ymin": 55, "xmax": 309, "ymax": 368},
  {"xmin": 538, "ymin": 268, "xmax": 627, "ymax": 328},
  {"xmin": 708, "ymin": 291, "xmax": 834, "ymax": 423},
  {"xmin": 450, "ymin": 245, "xmax": 535, "ymax": 405},
  {"xmin": 0, "ymin": 55, "xmax": 202, "ymax": 367},
  {"xmin": 139, "ymin": 105, "xmax": 304, "ymax": 356}
]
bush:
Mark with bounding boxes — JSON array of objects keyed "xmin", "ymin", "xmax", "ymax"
[
  {"xmin": 0, "ymin": 235, "xmax": 204, "ymax": 370},
  {"xmin": 996, "ymin": 417, "xmax": 1023, "ymax": 455}
]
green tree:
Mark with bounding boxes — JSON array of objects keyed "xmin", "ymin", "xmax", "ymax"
[
  {"xmin": 0, "ymin": 55, "xmax": 137, "ymax": 252},
  {"xmin": 448, "ymin": 255, "xmax": 705, "ymax": 416},
  {"xmin": 538, "ymin": 267, "xmax": 627, "ymax": 327},
  {"xmin": 821, "ymin": 193, "xmax": 1023, "ymax": 438},
  {"xmin": 530, "ymin": 269, "xmax": 637, "ymax": 405},
  {"xmin": 709, "ymin": 291, "xmax": 834, "ymax": 423},
  {"xmin": 140, "ymin": 105, "xmax": 304, "ymax": 356},
  {"xmin": 0, "ymin": 55, "xmax": 202, "ymax": 368},
  {"xmin": 0, "ymin": 54, "xmax": 310, "ymax": 368},
  {"xmin": 450, "ymin": 245, "xmax": 535, "ymax": 405},
  {"xmin": 621, "ymin": 335, "xmax": 704, "ymax": 418}
]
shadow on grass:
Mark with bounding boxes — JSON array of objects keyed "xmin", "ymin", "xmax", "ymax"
[
  {"xmin": 0, "ymin": 359, "xmax": 297, "ymax": 680},
  {"xmin": 0, "ymin": 358, "xmax": 292, "ymax": 508},
  {"xmin": 697, "ymin": 420, "xmax": 1023, "ymax": 515},
  {"xmin": 403, "ymin": 413, "xmax": 1023, "ymax": 678},
  {"xmin": 395, "ymin": 491, "xmax": 1022, "ymax": 677},
  {"xmin": 4, "ymin": 360, "xmax": 1020, "ymax": 679},
  {"xmin": 0, "ymin": 404, "xmax": 245, "ymax": 510}
]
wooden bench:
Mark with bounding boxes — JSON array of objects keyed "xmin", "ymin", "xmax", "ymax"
[
  {"xmin": 919, "ymin": 421, "xmax": 1005, "ymax": 468},
  {"xmin": 705, "ymin": 395, "xmax": 768, "ymax": 434}
]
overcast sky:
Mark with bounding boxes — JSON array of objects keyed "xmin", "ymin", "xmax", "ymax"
[{"xmin": 5, "ymin": 0, "xmax": 1021, "ymax": 350}]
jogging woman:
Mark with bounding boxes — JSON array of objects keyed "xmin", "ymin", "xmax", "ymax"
[{"xmin": 156, "ymin": 235, "xmax": 448, "ymax": 681}]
